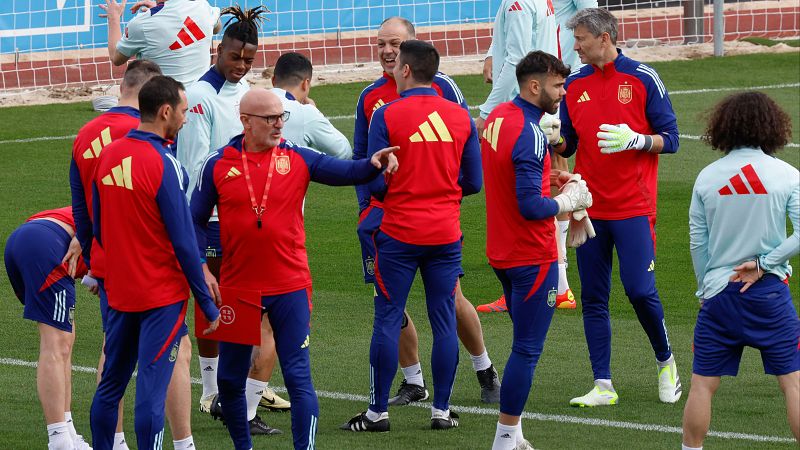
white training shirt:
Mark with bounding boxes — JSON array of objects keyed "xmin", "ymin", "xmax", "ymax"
[
  {"xmin": 271, "ymin": 88, "xmax": 353, "ymax": 160},
  {"xmin": 689, "ymin": 147, "xmax": 799, "ymax": 299},
  {"xmin": 177, "ymin": 67, "xmax": 249, "ymax": 197},
  {"xmin": 479, "ymin": 0, "xmax": 559, "ymax": 119},
  {"xmin": 117, "ymin": 0, "xmax": 220, "ymax": 86}
]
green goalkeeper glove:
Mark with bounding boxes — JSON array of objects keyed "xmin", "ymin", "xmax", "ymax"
[{"xmin": 596, "ymin": 123, "xmax": 653, "ymax": 153}]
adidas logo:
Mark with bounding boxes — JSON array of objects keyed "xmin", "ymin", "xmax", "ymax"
[
  {"xmin": 301, "ymin": 334, "xmax": 310, "ymax": 349},
  {"xmin": 226, "ymin": 167, "xmax": 241, "ymax": 178},
  {"xmin": 577, "ymin": 91, "xmax": 591, "ymax": 103},
  {"xmin": 169, "ymin": 17, "xmax": 207, "ymax": 51},
  {"xmin": 482, "ymin": 117, "xmax": 504, "ymax": 151},
  {"xmin": 82, "ymin": 127, "xmax": 112, "ymax": 159},
  {"xmin": 508, "ymin": 1, "xmax": 522, "ymax": 11},
  {"xmin": 718, "ymin": 164, "xmax": 768, "ymax": 196},
  {"xmin": 203, "ymin": 365, "xmax": 214, "ymax": 371},
  {"xmin": 409, "ymin": 111, "xmax": 452, "ymax": 143},
  {"xmin": 647, "ymin": 260, "xmax": 655, "ymax": 272},
  {"xmin": 189, "ymin": 104, "xmax": 204, "ymax": 114},
  {"xmin": 546, "ymin": 0, "xmax": 555, "ymax": 16},
  {"xmin": 255, "ymin": 390, "xmax": 264, "ymax": 396},
  {"xmin": 372, "ymin": 99, "xmax": 385, "ymax": 112},
  {"xmin": 101, "ymin": 156, "xmax": 133, "ymax": 190},
  {"xmin": 500, "ymin": 433, "xmax": 512, "ymax": 439},
  {"xmin": 49, "ymin": 431, "xmax": 61, "ymax": 436}
]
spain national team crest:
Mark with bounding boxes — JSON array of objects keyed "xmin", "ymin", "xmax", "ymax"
[
  {"xmin": 365, "ymin": 256, "xmax": 375, "ymax": 276},
  {"xmin": 618, "ymin": 84, "xmax": 633, "ymax": 104},
  {"xmin": 547, "ymin": 289, "xmax": 557, "ymax": 308},
  {"xmin": 275, "ymin": 154, "xmax": 290, "ymax": 175},
  {"xmin": 169, "ymin": 342, "xmax": 180, "ymax": 362}
]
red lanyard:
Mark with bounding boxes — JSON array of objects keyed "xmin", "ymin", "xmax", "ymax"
[{"xmin": 240, "ymin": 145, "xmax": 277, "ymax": 229}]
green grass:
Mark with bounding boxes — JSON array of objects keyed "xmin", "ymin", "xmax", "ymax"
[
  {"xmin": 740, "ymin": 37, "xmax": 800, "ymax": 48},
  {"xmin": 0, "ymin": 52, "xmax": 798, "ymax": 449}
]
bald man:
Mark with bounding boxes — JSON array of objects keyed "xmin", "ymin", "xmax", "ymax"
[{"xmin": 190, "ymin": 89, "xmax": 398, "ymax": 450}]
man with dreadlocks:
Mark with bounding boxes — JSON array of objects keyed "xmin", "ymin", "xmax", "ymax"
[
  {"xmin": 100, "ymin": 0, "xmax": 222, "ymax": 86},
  {"xmin": 176, "ymin": 4, "xmax": 288, "ymax": 437}
]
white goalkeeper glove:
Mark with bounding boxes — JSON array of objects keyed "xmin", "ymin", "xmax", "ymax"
[
  {"xmin": 553, "ymin": 174, "xmax": 593, "ymax": 214},
  {"xmin": 567, "ymin": 208, "xmax": 596, "ymax": 248},
  {"xmin": 539, "ymin": 113, "xmax": 562, "ymax": 146},
  {"xmin": 597, "ymin": 123, "xmax": 653, "ymax": 153}
]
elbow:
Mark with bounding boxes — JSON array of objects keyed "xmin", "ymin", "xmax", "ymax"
[{"xmin": 461, "ymin": 179, "xmax": 482, "ymax": 196}]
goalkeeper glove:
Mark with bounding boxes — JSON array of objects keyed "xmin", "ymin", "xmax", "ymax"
[
  {"xmin": 597, "ymin": 123, "xmax": 653, "ymax": 153},
  {"xmin": 539, "ymin": 113, "xmax": 562, "ymax": 146},
  {"xmin": 553, "ymin": 174, "xmax": 593, "ymax": 214},
  {"xmin": 567, "ymin": 208, "xmax": 596, "ymax": 248}
]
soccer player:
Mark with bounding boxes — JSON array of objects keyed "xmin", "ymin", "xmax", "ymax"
[
  {"xmin": 190, "ymin": 88, "xmax": 398, "ymax": 450},
  {"xmin": 88, "ymin": 76, "xmax": 220, "ymax": 450},
  {"xmin": 353, "ymin": 16, "xmax": 501, "ymax": 406},
  {"xmin": 683, "ymin": 92, "xmax": 799, "ymax": 449},
  {"xmin": 173, "ymin": 6, "xmax": 288, "ymax": 431},
  {"xmin": 99, "ymin": 0, "xmax": 221, "ymax": 86},
  {"xmin": 342, "ymin": 39, "xmax": 482, "ymax": 432},
  {"xmin": 4, "ymin": 207, "xmax": 91, "ymax": 450},
  {"xmin": 554, "ymin": 8, "xmax": 682, "ymax": 406},
  {"xmin": 71, "ymin": 60, "xmax": 204, "ymax": 450},
  {"xmin": 483, "ymin": 51, "xmax": 592, "ymax": 450},
  {"xmin": 271, "ymin": 52, "xmax": 352, "ymax": 159},
  {"xmin": 475, "ymin": 0, "xmax": 558, "ymax": 135},
  {"xmin": 476, "ymin": 0, "xmax": 577, "ymax": 313}
]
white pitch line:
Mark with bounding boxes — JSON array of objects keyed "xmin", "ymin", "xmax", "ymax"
[
  {"xmin": 0, "ymin": 357, "xmax": 794, "ymax": 444},
  {"xmin": 2, "ymin": 82, "xmax": 798, "ymax": 146},
  {"xmin": 679, "ymin": 133, "xmax": 800, "ymax": 148}
]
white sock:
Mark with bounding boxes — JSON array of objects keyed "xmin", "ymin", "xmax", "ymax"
[
  {"xmin": 595, "ymin": 378, "xmax": 615, "ymax": 392},
  {"xmin": 199, "ymin": 356, "xmax": 219, "ymax": 398},
  {"xmin": 557, "ymin": 220, "xmax": 569, "ymax": 259},
  {"xmin": 401, "ymin": 363, "xmax": 424, "ymax": 387},
  {"xmin": 63, "ymin": 412, "xmax": 78, "ymax": 441},
  {"xmin": 46, "ymin": 422, "xmax": 72, "ymax": 450},
  {"xmin": 470, "ymin": 350, "xmax": 492, "ymax": 372},
  {"xmin": 557, "ymin": 263, "xmax": 569, "ymax": 295},
  {"xmin": 173, "ymin": 436, "xmax": 195, "ymax": 450},
  {"xmin": 245, "ymin": 377, "xmax": 267, "ymax": 421},
  {"xmin": 657, "ymin": 354, "xmax": 675, "ymax": 367},
  {"xmin": 682, "ymin": 444, "xmax": 702, "ymax": 450},
  {"xmin": 491, "ymin": 422, "xmax": 517, "ymax": 450},
  {"xmin": 431, "ymin": 407, "xmax": 450, "ymax": 419},
  {"xmin": 113, "ymin": 432, "xmax": 129, "ymax": 450},
  {"xmin": 515, "ymin": 420, "xmax": 525, "ymax": 445},
  {"xmin": 365, "ymin": 408, "xmax": 387, "ymax": 421}
]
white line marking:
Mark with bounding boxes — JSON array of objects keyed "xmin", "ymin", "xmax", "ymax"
[
  {"xmin": 0, "ymin": 357, "xmax": 794, "ymax": 443},
  {"xmin": 680, "ymin": 133, "xmax": 800, "ymax": 148},
  {"xmin": 2, "ymin": 83, "xmax": 798, "ymax": 146}
]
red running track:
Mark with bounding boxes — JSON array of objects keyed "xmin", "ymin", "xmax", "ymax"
[{"xmin": 1, "ymin": 6, "xmax": 797, "ymax": 90}]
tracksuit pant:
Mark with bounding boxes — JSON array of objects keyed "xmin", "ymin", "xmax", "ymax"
[
  {"xmin": 369, "ymin": 231, "xmax": 461, "ymax": 413},
  {"xmin": 218, "ymin": 288, "xmax": 318, "ymax": 450},
  {"xmin": 493, "ymin": 262, "xmax": 558, "ymax": 416},
  {"xmin": 576, "ymin": 216, "xmax": 672, "ymax": 380},
  {"xmin": 90, "ymin": 300, "xmax": 187, "ymax": 450}
]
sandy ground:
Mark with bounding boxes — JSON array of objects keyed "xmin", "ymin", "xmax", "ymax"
[{"xmin": 1, "ymin": 40, "xmax": 797, "ymax": 108}]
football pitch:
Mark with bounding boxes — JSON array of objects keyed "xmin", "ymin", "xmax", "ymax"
[{"xmin": 0, "ymin": 52, "xmax": 798, "ymax": 449}]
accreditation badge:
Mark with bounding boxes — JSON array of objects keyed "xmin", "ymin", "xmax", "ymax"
[{"xmin": 618, "ymin": 83, "xmax": 633, "ymax": 104}]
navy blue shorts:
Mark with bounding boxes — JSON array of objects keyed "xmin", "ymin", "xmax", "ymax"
[
  {"xmin": 4, "ymin": 220, "xmax": 76, "ymax": 332},
  {"xmin": 693, "ymin": 275, "xmax": 799, "ymax": 377}
]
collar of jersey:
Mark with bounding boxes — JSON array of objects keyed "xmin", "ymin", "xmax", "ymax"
[
  {"xmin": 511, "ymin": 95, "xmax": 544, "ymax": 118},
  {"xmin": 400, "ymin": 87, "xmax": 438, "ymax": 98},
  {"xmin": 149, "ymin": 2, "xmax": 166, "ymax": 15},
  {"xmin": 200, "ymin": 66, "xmax": 227, "ymax": 93},
  {"xmin": 126, "ymin": 129, "xmax": 172, "ymax": 149},
  {"xmin": 106, "ymin": 106, "xmax": 140, "ymax": 119},
  {"xmin": 593, "ymin": 48, "xmax": 626, "ymax": 76},
  {"xmin": 729, "ymin": 146, "xmax": 765, "ymax": 155}
]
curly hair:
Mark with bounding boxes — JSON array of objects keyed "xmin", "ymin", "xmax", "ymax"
[
  {"xmin": 221, "ymin": 4, "xmax": 269, "ymax": 46},
  {"xmin": 703, "ymin": 91, "xmax": 792, "ymax": 155}
]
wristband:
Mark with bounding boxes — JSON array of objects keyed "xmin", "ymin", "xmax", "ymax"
[{"xmin": 642, "ymin": 134, "xmax": 653, "ymax": 152}]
